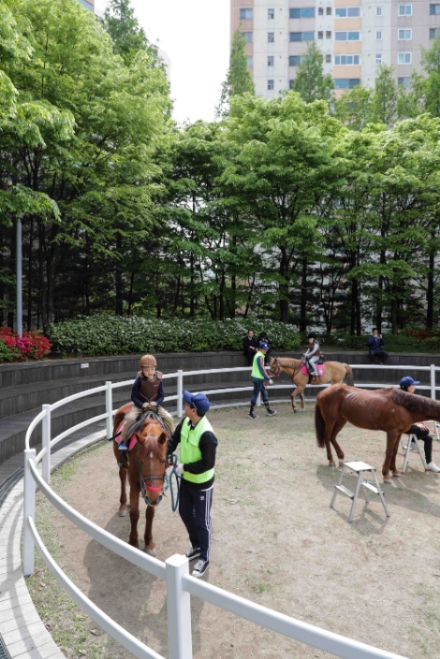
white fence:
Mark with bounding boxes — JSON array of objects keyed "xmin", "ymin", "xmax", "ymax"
[{"xmin": 23, "ymin": 363, "xmax": 440, "ymax": 659}]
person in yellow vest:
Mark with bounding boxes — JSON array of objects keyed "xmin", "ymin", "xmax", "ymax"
[
  {"xmin": 166, "ymin": 390, "xmax": 217, "ymax": 578},
  {"xmin": 119, "ymin": 354, "xmax": 174, "ymax": 451},
  {"xmin": 248, "ymin": 341, "xmax": 276, "ymax": 419}
]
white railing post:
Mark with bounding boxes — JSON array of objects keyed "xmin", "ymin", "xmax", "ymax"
[
  {"xmin": 430, "ymin": 364, "xmax": 436, "ymax": 400},
  {"xmin": 23, "ymin": 448, "xmax": 37, "ymax": 576},
  {"xmin": 42, "ymin": 404, "xmax": 51, "ymax": 484},
  {"xmin": 177, "ymin": 370, "xmax": 183, "ymax": 417},
  {"xmin": 106, "ymin": 381, "xmax": 113, "ymax": 439},
  {"xmin": 166, "ymin": 554, "xmax": 192, "ymax": 659}
]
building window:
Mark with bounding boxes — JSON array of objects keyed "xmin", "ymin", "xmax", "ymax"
[
  {"xmin": 268, "ymin": 56, "xmax": 274, "ymax": 66},
  {"xmin": 268, "ymin": 80, "xmax": 274, "ymax": 90},
  {"xmin": 335, "ymin": 31, "xmax": 360, "ymax": 41},
  {"xmin": 289, "ymin": 55, "xmax": 304, "ymax": 66},
  {"xmin": 376, "ymin": 30, "xmax": 383, "ymax": 39},
  {"xmin": 376, "ymin": 53, "xmax": 382, "ymax": 64},
  {"xmin": 376, "ymin": 6, "xmax": 383, "ymax": 15},
  {"xmin": 326, "ymin": 31, "xmax": 332, "ymax": 39},
  {"xmin": 398, "ymin": 4, "xmax": 412, "ymax": 15},
  {"xmin": 290, "ymin": 31, "xmax": 315, "ymax": 41},
  {"xmin": 318, "ymin": 31, "xmax": 324, "ymax": 39},
  {"xmin": 318, "ymin": 7, "xmax": 324, "ymax": 15},
  {"xmin": 289, "ymin": 80, "xmax": 295, "ymax": 89},
  {"xmin": 430, "ymin": 28, "xmax": 440, "ymax": 39},
  {"xmin": 326, "ymin": 7, "xmax": 332, "ymax": 15},
  {"xmin": 268, "ymin": 32, "xmax": 275, "ymax": 42},
  {"xmin": 290, "ymin": 7, "xmax": 315, "ymax": 18},
  {"xmin": 335, "ymin": 7, "xmax": 360, "ymax": 17},
  {"xmin": 398, "ymin": 52, "xmax": 412, "ymax": 64},
  {"xmin": 325, "ymin": 54, "xmax": 332, "ymax": 63},
  {"xmin": 398, "ymin": 76, "xmax": 411, "ymax": 88},
  {"xmin": 242, "ymin": 32, "xmax": 253, "ymax": 43},
  {"xmin": 398, "ymin": 29, "xmax": 412, "ymax": 39},
  {"xmin": 268, "ymin": 8, "xmax": 275, "ymax": 19},
  {"xmin": 334, "ymin": 55, "xmax": 360, "ymax": 65},
  {"xmin": 334, "ymin": 78, "xmax": 360, "ymax": 89},
  {"xmin": 247, "ymin": 56, "xmax": 253, "ymax": 67},
  {"xmin": 239, "ymin": 8, "xmax": 253, "ymax": 20},
  {"xmin": 430, "ymin": 4, "xmax": 440, "ymax": 14}
]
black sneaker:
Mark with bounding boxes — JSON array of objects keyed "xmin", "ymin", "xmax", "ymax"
[
  {"xmin": 192, "ymin": 559, "xmax": 209, "ymax": 578},
  {"xmin": 266, "ymin": 409, "xmax": 277, "ymax": 416},
  {"xmin": 248, "ymin": 412, "xmax": 258, "ymax": 419},
  {"xmin": 186, "ymin": 546, "xmax": 201, "ymax": 561}
]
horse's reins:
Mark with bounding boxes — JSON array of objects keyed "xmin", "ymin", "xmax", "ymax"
[
  {"xmin": 164, "ymin": 453, "xmax": 181, "ymax": 512},
  {"xmin": 272, "ymin": 358, "xmax": 301, "ymax": 381}
]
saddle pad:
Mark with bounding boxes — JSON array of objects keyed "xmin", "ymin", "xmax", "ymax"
[
  {"xmin": 300, "ymin": 363, "xmax": 325, "ymax": 377},
  {"xmin": 115, "ymin": 422, "xmax": 137, "ymax": 451}
]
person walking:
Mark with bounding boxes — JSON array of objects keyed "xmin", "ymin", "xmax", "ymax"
[
  {"xmin": 399, "ymin": 376, "xmax": 440, "ymax": 473},
  {"xmin": 248, "ymin": 341, "xmax": 276, "ymax": 419},
  {"xmin": 166, "ymin": 390, "xmax": 218, "ymax": 578}
]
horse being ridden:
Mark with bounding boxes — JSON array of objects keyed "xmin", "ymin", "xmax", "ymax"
[
  {"xmin": 113, "ymin": 403, "xmax": 171, "ymax": 554},
  {"xmin": 314, "ymin": 383, "xmax": 440, "ymax": 482},
  {"xmin": 269, "ymin": 357, "xmax": 353, "ymax": 412}
]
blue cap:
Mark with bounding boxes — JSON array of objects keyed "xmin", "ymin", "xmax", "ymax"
[
  {"xmin": 183, "ymin": 390, "xmax": 210, "ymax": 415},
  {"xmin": 400, "ymin": 376, "xmax": 420, "ymax": 390},
  {"xmin": 259, "ymin": 341, "xmax": 269, "ymax": 350}
]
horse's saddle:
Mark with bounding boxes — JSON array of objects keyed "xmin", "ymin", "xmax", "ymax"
[
  {"xmin": 301, "ymin": 361, "xmax": 325, "ymax": 378},
  {"xmin": 116, "ymin": 411, "xmax": 167, "ymax": 452}
]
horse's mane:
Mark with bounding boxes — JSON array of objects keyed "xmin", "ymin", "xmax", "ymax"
[
  {"xmin": 278, "ymin": 357, "xmax": 302, "ymax": 369},
  {"xmin": 392, "ymin": 389, "xmax": 440, "ymax": 417}
]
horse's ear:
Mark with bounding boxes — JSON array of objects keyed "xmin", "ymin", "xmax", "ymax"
[
  {"xmin": 135, "ymin": 432, "xmax": 146, "ymax": 445},
  {"xmin": 158, "ymin": 432, "xmax": 167, "ymax": 445}
]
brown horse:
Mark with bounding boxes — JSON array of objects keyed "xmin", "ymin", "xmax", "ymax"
[
  {"xmin": 315, "ymin": 383, "xmax": 440, "ymax": 482},
  {"xmin": 113, "ymin": 403, "xmax": 168, "ymax": 554},
  {"xmin": 269, "ymin": 357, "xmax": 354, "ymax": 412}
]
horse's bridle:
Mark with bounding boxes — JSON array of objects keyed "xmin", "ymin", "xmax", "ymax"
[
  {"xmin": 271, "ymin": 358, "xmax": 282, "ymax": 379},
  {"xmin": 138, "ymin": 456, "xmax": 166, "ymax": 505}
]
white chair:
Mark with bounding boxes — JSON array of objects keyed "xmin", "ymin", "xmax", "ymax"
[{"xmin": 399, "ymin": 433, "xmax": 427, "ymax": 474}]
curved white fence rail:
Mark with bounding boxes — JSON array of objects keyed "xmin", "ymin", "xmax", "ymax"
[{"xmin": 23, "ymin": 363, "xmax": 440, "ymax": 659}]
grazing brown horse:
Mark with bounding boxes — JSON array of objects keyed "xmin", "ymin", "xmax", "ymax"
[
  {"xmin": 269, "ymin": 357, "xmax": 354, "ymax": 412},
  {"xmin": 113, "ymin": 403, "xmax": 168, "ymax": 554},
  {"xmin": 315, "ymin": 384, "xmax": 440, "ymax": 482}
]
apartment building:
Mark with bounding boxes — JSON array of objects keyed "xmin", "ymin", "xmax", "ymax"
[
  {"xmin": 231, "ymin": 0, "xmax": 440, "ymax": 97},
  {"xmin": 78, "ymin": 0, "xmax": 95, "ymax": 12}
]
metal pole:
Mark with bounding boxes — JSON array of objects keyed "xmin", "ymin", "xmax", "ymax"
[
  {"xmin": 42, "ymin": 404, "xmax": 51, "ymax": 484},
  {"xmin": 106, "ymin": 381, "xmax": 113, "ymax": 439},
  {"xmin": 430, "ymin": 364, "xmax": 436, "ymax": 400},
  {"xmin": 166, "ymin": 554, "xmax": 192, "ymax": 659},
  {"xmin": 16, "ymin": 216, "xmax": 23, "ymax": 336},
  {"xmin": 177, "ymin": 370, "xmax": 183, "ymax": 417},
  {"xmin": 23, "ymin": 448, "xmax": 37, "ymax": 576}
]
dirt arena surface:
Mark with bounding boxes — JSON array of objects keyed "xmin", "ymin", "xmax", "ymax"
[{"xmin": 29, "ymin": 403, "xmax": 440, "ymax": 659}]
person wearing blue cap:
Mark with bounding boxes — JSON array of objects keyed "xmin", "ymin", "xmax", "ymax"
[
  {"xmin": 399, "ymin": 376, "xmax": 440, "ymax": 473},
  {"xmin": 249, "ymin": 342, "xmax": 276, "ymax": 419},
  {"xmin": 166, "ymin": 390, "xmax": 218, "ymax": 577}
]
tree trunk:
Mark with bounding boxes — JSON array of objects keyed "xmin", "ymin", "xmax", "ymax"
[
  {"xmin": 38, "ymin": 220, "xmax": 47, "ymax": 333},
  {"xmin": 427, "ymin": 251, "xmax": 435, "ymax": 330},
  {"xmin": 115, "ymin": 232, "xmax": 123, "ymax": 316},
  {"xmin": 300, "ymin": 258, "xmax": 307, "ymax": 331},
  {"xmin": 27, "ymin": 217, "xmax": 33, "ymax": 330}
]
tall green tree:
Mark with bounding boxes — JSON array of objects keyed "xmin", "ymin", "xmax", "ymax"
[
  {"xmin": 104, "ymin": 0, "xmax": 158, "ymax": 65},
  {"xmin": 291, "ymin": 42, "xmax": 334, "ymax": 105},
  {"xmin": 217, "ymin": 29, "xmax": 254, "ymax": 117}
]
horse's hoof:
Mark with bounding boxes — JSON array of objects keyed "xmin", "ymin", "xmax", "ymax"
[
  {"xmin": 145, "ymin": 546, "xmax": 156, "ymax": 557},
  {"xmin": 329, "ymin": 462, "xmax": 337, "ymax": 468},
  {"xmin": 118, "ymin": 508, "xmax": 128, "ymax": 517},
  {"xmin": 383, "ymin": 478, "xmax": 392, "ymax": 484},
  {"xmin": 338, "ymin": 461, "xmax": 344, "ymax": 468},
  {"xmin": 392, "ymin": 473, "xmax": 400, "ymax": 478}
]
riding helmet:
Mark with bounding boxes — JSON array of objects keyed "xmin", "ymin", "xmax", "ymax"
[
  {"xmin": 140, "ymin": 354, "xmax": 157, "ymax": 368},
  {"xmin": 306, "ymin": 332, "xmax": 317, "ymax": 339}
]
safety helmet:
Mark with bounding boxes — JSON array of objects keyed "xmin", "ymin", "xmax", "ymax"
[
  {"xmin": 307, "ymin": 332, "xmax": 317, "ymax": 339},
  {"xmin": 140, "ymin": 354, "xmax": 157, "ymax": 368}
]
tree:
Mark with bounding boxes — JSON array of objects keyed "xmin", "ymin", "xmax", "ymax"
[
  {"xmin": 104, "ymin": 0, "xmax": 158, "ymax": 66},
  {"xmin": 217, "ymin": 29, "xmax": 254, "ymax": 117},
  {"xmin": 291, "ymin": 42, "xmax": 334, "ymax": 105}
]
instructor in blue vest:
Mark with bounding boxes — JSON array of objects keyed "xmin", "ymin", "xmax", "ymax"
[{"xmin": 166, "ymin": 390, "xmax": 217, "ymax": 578}]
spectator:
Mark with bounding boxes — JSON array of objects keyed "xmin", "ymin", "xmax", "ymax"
[
  {"xmin": 257, "ymin": 331, "xmax": 271, "ymax": 366},
  {"xmin": 243, "ymin": 329, "xmax": 258, "ymax": 366},
  {"xmin": 399, "ymin": 376, "xmax": 440, "ymax": 473},
  {"xmin": 368, "ymin": 328, "xmax": 388, "ymax": 364}
]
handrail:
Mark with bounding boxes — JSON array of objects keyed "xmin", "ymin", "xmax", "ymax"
[{"xmin": 21, "ymin": 361, "xmax": 432, "ymax": 659}]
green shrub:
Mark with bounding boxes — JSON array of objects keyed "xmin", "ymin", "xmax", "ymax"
[
  {"xmin": 48, "ymin": 316, "xmax": 301, "ymax": 356},
  {"xmin": 0, "ymin": 339, "xmax": 19, "ymax": 362}
]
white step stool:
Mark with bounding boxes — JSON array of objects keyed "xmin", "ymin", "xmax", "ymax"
[
  {"xmin": 399, "ymin": 433, "xmax": 427, "ymax": 474},
  {"xmin": 330, "ymin": 460, "xmax": 390, "ymax": 523}
]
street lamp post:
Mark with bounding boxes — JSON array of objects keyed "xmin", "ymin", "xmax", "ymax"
[{"xmin": 16, "ymin": 216, "xmax": 22, "ymax": 337}]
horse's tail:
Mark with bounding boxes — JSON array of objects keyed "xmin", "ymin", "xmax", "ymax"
[
  {"xmin": 343, "ymin": 364, "xmax": 354, "ymax": 387},
  {"xmin": 315, "ymin": 400, "xmax": 326, "ymax": 448}
]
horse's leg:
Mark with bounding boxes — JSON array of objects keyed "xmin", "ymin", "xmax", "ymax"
[
  {"xmin": 118, "ymin": 467, "xmax": 129, "ymax": 517},
  {"xmin": 329, "ymin": 419, "xmax": 347, "ymax": 467},
  {"xmin": 291, "ymin": 379, "xmax": 306, "ymax": 413},
  {"xmin": 144, "ymin": 505, "xmax": 156, "ymax": 556},
  {"xmin": 390, "ymin": 432, "xmax": 402, "ymax": 478},
  {"xmin": 383, "ymin": 431, "xmax": 400, "ymax": 483},
  {"xmin": 128, "ymin": 484, "xmax": 140, "ymax": 547}
]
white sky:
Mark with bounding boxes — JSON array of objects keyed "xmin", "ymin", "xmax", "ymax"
[{"xmin": 96, "ymin": 0, "xmax": 231, "ymax": 125}]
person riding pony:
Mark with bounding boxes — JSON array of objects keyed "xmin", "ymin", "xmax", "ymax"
[{"xmin": 304, "ymin": 332, "xmax": 320, "ymax": 377}]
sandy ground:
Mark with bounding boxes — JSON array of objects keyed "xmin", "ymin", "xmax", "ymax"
[{"xmin": 30, "ymin": 403, "xmax": 440, "ymax": 659}]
